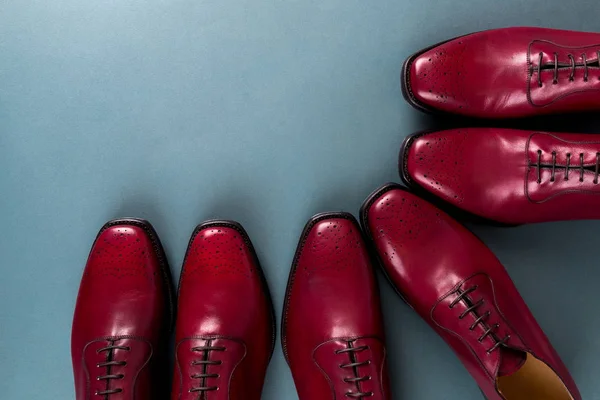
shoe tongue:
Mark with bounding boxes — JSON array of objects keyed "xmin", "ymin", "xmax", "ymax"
[{"xmin": 498, "ymin": 347, "xmax": 527, "ymax": 377}]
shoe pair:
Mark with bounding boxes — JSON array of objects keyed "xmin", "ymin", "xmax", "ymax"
[
  {"xmin": 400, "ymin": 27, "xmax": 600, "ymax": 225},
  {"xmin": 71, "ymin": 219, "xmax": 274, "ymax": 400},
  {"xmin": 360, "ymin": 184, "xmax": 580, "ymax": 400},
  {"xmin": 285, "ymin": 189, "xmax": 581, "ymax": 400}
]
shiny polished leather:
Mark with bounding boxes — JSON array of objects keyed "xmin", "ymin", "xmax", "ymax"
[
  {"xmin": 72, "ymin": 218, "xmax": 173, "ymax": 400},
  {"xmin": 400, "ymin": 127, "xmax": 600, "ymax": 225},
  {"xmin": 282, "ymin": 212, "xmax": 390, "ymax": 400},
  {"xmin": 403, "ymin": 27, "xmax": 600, "ymax": 118},
  {"xmin": 172, "ymin": 220, "xmax": 275, "ymax": 400},
  {"xmin": 360, "ymin": 184, "xmax": 581, "ymax": 400}
]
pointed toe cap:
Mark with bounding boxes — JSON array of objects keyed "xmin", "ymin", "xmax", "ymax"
[
  {"xmin": 404, "ymin": 37, "xmax": 473, "ymax": 114},
  {"xmin": 402, "ymin": 130, "xmax": 469, "ymax": 205}
]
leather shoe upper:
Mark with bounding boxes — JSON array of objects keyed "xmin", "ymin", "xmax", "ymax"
[
  {"xmin": 282, "ymin": 212, "xmax": 390, "ymax": 400},
  {"xmin": 401, "ymin": 127, "xmax": 600, "ymax": 225},
  {"xmin": 71, "ymin": 219, "xmax": 173, "ymax": 400},
  {"xmin": 404, "ymin": 27, "xmax": 600, "ymax": 118},
  {"xmin": 171, "ymin": 221, "xmax": 275, "ymax": 400},
  {"xmin": 361, "ymin": 184, "xmax": 580, "ymax": 400}
]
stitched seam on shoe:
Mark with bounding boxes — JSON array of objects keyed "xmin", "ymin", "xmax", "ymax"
[
  {"xmin": 527, "ymin": 40, "xmax": 600, "ymax": 107},
  {"xmin": 525, "ymin": 132, "xmax": 600, "ymax": 203}
]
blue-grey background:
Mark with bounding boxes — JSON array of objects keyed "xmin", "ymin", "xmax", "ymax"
[{"xmin": 1, "ymin": 1, "xmax": 598, "ymax": 399}]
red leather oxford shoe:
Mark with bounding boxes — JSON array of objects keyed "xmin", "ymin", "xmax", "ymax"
[
  {"xmin": 171, "ymin": 220, "xmax": 275, "ymax": 400},
  {"xmin": 400, "ymin": 127, "xmax": 600, "ymax": 225},
  {"xmin": 402, "ymin": 27, "xmax": 600, "ymax": 118},
  {"xmin": 72, "ymin": 218, "xmax": 174, "ymax": 400},
  {"xmin": 282, "ymin": 212, "xmax": 391, "ymax": 400},
  {"xmin": 361, "ymin": 183, "xmax": 580, "ymax": 400}
]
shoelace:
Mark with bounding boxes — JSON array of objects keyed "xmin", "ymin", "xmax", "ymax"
[
  {"xmin": 449, "ymin": 286, "xmax": 510, "ymax": 354},
  {"xmin": 189, "ymin": 343, "xmax": 225, "ymax": 394},
  {"xmin": 336, "ymin": 341, "xmax": 374, "ymax": 398},
  {"xmin": 535, "ymin": 150, "xmax": 600, "ymax": 184},
  {"xmin": 95, "ymin": 344, "xmax": 130, "ymax": 396},
  {"xmin": 537, "ymin": 51, "xmax": 600, "ymax": 87}
]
